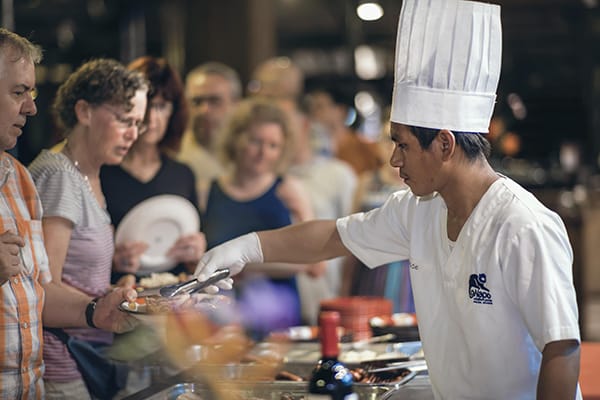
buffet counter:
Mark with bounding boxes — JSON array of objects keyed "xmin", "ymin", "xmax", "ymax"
[
  {"xmin": 123, "ymin": 371, "xmax": 433, "ymax": 400},
  {"xmin": 119, "ymin": 340, "xmax": 434, "ymax": 400},
  {"xmin": 122, "ymin": 372, "xmax": 433, "ymax": 400}
]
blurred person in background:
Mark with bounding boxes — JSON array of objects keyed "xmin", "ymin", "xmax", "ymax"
[
  {"xmin": 0, "ymin": 28, "xmax": 137, "ymax": 400},
  {"xmin": 342, "ymin": 106, "xmax": 414, "ymax": 314},
  {"xmin": 248, "ymin": 57, "xmax": 356, "ymax": 324},
  {"xmin": 199, "ymin": 97, "xmax": 324, "ymax": 338},
  {"xmin": 304, "ymin": 88, "xmax": 381, "ymax": 175},
  {"xmin": 284, "ymin": 100, "xmax": 358, "ymax": 324},
  {"xmin": 101, "ymin": 56, "xmax": 205, "ymax": 284},
  {"xmin": 28, "ymin": 58, "xmax": 148, "ymax": 399},
  {"xmin": 178, "ymin": 62, "xmax": 242, "ymax": 182},
  {"xmin": 247, "ymin": 56, "xmax": 304, "ymax": 102}
]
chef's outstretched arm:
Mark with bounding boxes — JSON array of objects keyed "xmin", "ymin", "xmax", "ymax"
[
  {"xmin": 259, "ymin": 219, "xmax": 349, "ymax": 264},
  {"xmin": 194, "ymin": 219, "xmax": 350, "ymax": 291}
]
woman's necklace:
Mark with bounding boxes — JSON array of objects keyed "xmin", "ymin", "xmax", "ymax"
[{"xmin": 63, "ymin": 140, "xmax": 105, "ymax": 207}]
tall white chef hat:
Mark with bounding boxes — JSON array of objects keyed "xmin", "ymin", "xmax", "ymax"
[{"xmin": 390, "ymin": 0, "xmax": 502, "ymax": 133}]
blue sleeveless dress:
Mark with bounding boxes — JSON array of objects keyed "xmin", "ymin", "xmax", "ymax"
[{"xmin": 202, "ymin": 177, "xmax": 301, "ymax": 336}]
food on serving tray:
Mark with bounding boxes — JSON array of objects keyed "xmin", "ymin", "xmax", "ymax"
[
  {"xmin": 138, "ymin": 272, "xmax": 187, "ymax": 289},
  {"xmin": 273, "ymin": 366, "xmax": 411, "ymax": 384},
  {"xmin": 124, "ymin": 293, "xmax": 233, "ymax": 315},
  {"xmin": 350, "ymin": 366, "xmax": 412, "ymax": 384},
  {"xmin": 121, "ymin": 296, "xmax": 178, "ymax": 314}
]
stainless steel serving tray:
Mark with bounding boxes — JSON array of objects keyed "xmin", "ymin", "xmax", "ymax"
[
  {"xmin": 143, "ymin": 360, "xmax": 418, "ymax": 399},
  {"xmin": 143, "ymin": 381, "xmax": 394, "ymax": 400}
]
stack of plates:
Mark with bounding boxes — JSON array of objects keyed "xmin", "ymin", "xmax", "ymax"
[{"xmin": 320, "ymin": 296, "xmax": 392, "ymax": 341}]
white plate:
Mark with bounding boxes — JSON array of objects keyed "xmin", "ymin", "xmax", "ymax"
[{"xmin": 115, "ymin": 195, "xmax": 200, "ymax": 275}]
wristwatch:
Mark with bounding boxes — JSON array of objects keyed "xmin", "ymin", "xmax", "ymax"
[{"xmin": 85, "ymin": 297, "xmax": 100, "ymax": 329}]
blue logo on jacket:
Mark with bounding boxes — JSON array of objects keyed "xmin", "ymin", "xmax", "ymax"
[{"xmin": 469, "ymin": 273, "xmax": 493, "ymax": 305}]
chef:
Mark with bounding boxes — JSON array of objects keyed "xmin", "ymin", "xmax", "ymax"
[{"xmin": 194, "ymin": 0, "xmax": 581, "ymax": 398}]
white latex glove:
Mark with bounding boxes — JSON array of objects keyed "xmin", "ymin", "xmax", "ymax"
[{"xmin": 194, "ymin": 232, "xmax": 263, "ymax": 293}]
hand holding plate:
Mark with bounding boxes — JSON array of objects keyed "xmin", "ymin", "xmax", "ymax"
[
  {"xmin": 167, "ymin": 232, "xmax": 206, "ymax": 264},
  {"xmin": 94, "ymin": 287, "xmax": 139, "ymax": 333},
  {"xmin": 113, "ymin": 241, "xmax": 148, "ymax": 273}
]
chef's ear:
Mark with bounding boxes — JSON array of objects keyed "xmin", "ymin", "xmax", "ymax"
[{"xmin": 438, "ymin": 129, "xmax": 455, "ymax": 159}]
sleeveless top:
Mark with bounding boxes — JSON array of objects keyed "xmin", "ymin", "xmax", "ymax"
[
  {"xmin": 202, "ymin": 177, "xmax": 301, "ymax": 334},
  {"xmin": 203, "ymin": 177, "xmax": 291, "ymax": 248},
  {"xmin": 29, "ymin": 150, "xmax": 114, "ymax": 382}
]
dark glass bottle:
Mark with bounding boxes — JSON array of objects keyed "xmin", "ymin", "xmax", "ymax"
[{"xmin": 308, "ymin": 311, "xmax": 358, "ymax": 400}]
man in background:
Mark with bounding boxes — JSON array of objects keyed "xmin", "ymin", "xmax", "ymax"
[
  {"xmin": 178, "ymin": 62, "xmax": 242, "ymax": 182},
  {"xmin": 304, "ymin": 88, "xmax": 382, "ymax": 176}
]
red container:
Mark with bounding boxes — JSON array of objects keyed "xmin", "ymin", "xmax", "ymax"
[{"xmin": 320, "ymin": 296, "xmax": 392, "ymax": 341}]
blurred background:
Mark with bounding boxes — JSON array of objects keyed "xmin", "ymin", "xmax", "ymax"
[
  {"xmin": 4, "ymin": 0, "xmax": 594, "ymax": 170},
  {"xmin": 3, "ymin": 0, "xmax": 600, "ymax": 338}
]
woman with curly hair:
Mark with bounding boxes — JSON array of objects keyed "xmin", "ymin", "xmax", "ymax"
[{"xmin": 28, "ymin": 58, "xmax": 148, "ymax": 399}]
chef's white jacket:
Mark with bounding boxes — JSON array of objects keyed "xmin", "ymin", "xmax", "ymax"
[{"xmin": 337, "ymin": 176, "xmax": 581, "ymax": 399}]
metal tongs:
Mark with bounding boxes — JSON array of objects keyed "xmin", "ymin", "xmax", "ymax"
[{"xmin": 138, "ymin": 268, "xmax": 230, "ymax": 298}]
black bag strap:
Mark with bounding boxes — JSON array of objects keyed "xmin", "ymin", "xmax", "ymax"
[{"xmin": 44, "ymin": 327, "xmax": 70, "ymax": 344}]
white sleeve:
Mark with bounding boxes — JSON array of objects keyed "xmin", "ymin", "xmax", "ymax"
[
  {"xmin": 502, "ymin": 213, "xmax": 580, "ymax": 351},
  {"xmin": 337, "ymin": 190, "xmax": 412, "ymax": 268}
]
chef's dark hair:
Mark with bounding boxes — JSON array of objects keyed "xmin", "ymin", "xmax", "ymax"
[{"xmin": 409, "ymin": 126, "xmax": 491, "ymax": 161}]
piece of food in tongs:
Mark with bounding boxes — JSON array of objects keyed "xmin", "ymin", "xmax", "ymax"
[{"xmin": 138, "ymin": 268, "xmax": 230, "ymax": 298}]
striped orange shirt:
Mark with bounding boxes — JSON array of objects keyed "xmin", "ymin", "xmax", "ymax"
[{"xmin": 0, "ymin": 153, "xmax": 51, "ymax": 399}]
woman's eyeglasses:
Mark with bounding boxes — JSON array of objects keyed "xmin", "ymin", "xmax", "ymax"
[{"xmin": 100, "ymin": 105, "xmax": 148, "ymax": 135}]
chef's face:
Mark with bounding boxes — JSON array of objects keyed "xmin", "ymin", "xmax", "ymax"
[{"xmin": 389, "ymin": 122, "xmax": 441, "ymax": 197}]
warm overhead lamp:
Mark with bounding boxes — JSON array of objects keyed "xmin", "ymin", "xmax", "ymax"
[{"xmin": 356, "ymin": 1, "xmax": 384, "ymax": 21}]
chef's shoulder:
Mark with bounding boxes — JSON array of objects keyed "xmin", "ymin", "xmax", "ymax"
[{"xmin": 496, "ymin": 178, "xmax": 568, "ymax": 237}]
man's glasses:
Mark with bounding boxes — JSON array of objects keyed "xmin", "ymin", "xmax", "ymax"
[
  {"xmin": 15, "ymin": 87, "xmax": 37, "ymax": 101},
  {"xmin": 100, "ymin": 104, "xmax": 148, "ymax": 135},
  {"xmin": 188, "ymin": 95, "xmax": 223, "ymax": 108}
]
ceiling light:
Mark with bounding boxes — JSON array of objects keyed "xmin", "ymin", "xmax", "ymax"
[
  {"xmin": 357, "ymin": 1, "xmax": 384, "ymax": 21},
  {"xmin": 354, "ymin": 45, "xmax": 385, "ymax": 80},
  {"xmin": 582, "ymin": 0, "xmax": 598, "ymax": 8}
]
